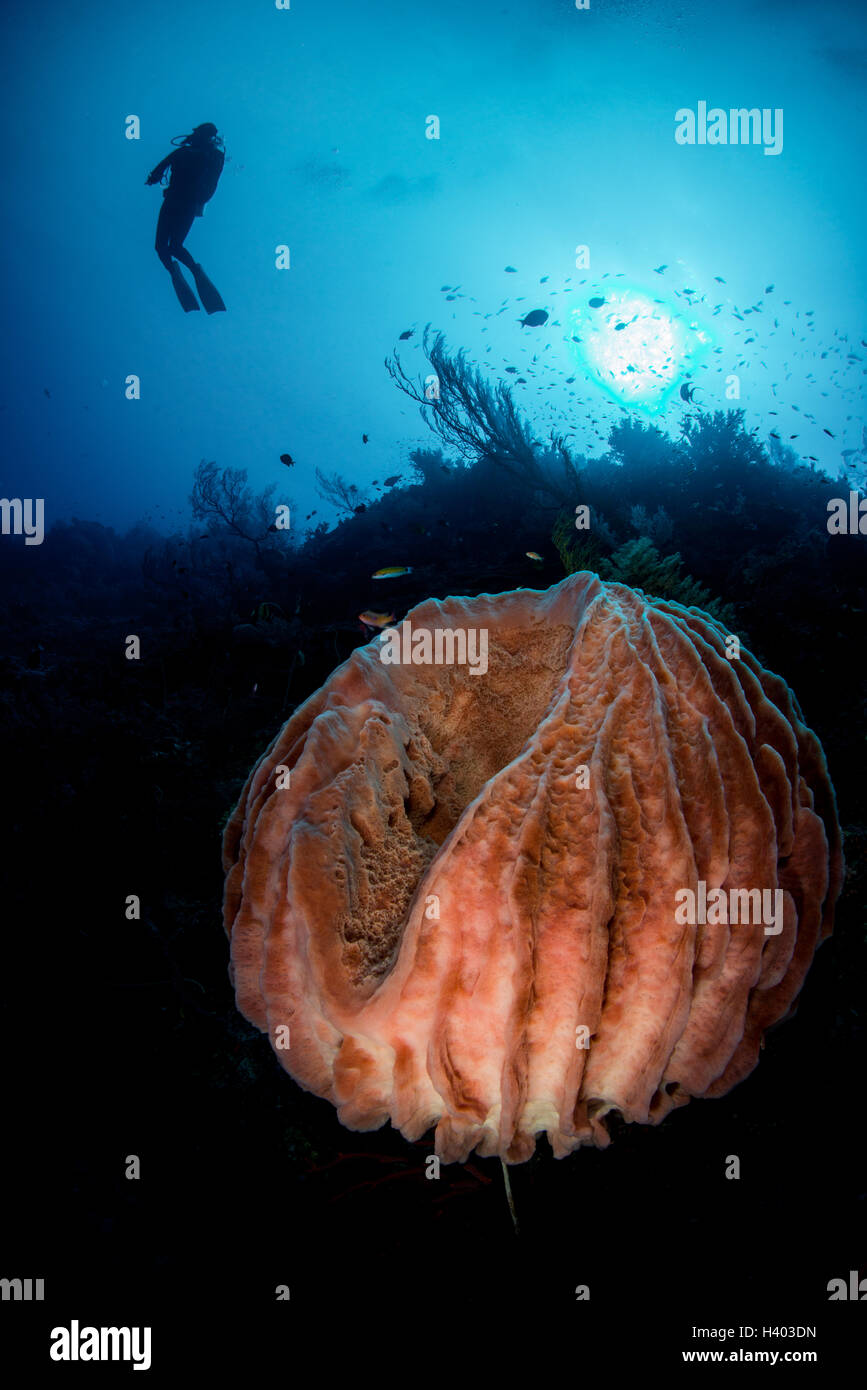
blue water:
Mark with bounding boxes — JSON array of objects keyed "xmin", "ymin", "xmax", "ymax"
[{"xmin": 1, "ymin": 0, "xmax": 865, "ymax": 532}]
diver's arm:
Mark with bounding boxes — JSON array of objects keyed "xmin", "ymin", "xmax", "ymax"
[{"xmin": 145, "ymin": 153, "xmax": 173, "ymax": 186}]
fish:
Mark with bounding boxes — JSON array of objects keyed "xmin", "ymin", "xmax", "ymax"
[
  {"xmin": 354, "ymin": 504, "xmax": 367, "ymax": 514},
  {"xmin": 588, "ymin": 297, "xmax": 606, "ymax": 308},
  {"xmin": 504, "ymin": 265, "xmax": 517, "ymax": 272},
  {"xmin": 359, "ymin": 610, "xmax": 396, "ymax": 629},
  {"xmin": 714, "ymin": 276, "xmax": 726, "ymax": 283},
  {"xmin": 43, "ymin": 388, "xmax": 50, "ymax": 397},
  {"xmin": 372, "ymin": 565, "xmax": 412, "ymax": 579},
  {"xmin": 362, "ymin": 434, "xmax": 369, "ymax": 443},
  {"xmin": 765, "ymin": 284, "xmax": 774, "ymax": 293},
  {"xmin": 251, "ymin": 601, "xmax": 284, "ymax": 622},
  {"xmin": 383, "ymin": 474, "xmax": 402, "ymax": 486},
  {"xmin": 614, "ymin": 322, "xmax": 627, "ymax": 331},
  {"xmin": 279, "ymin": 453, "xmax": 294, "ymax": 467},
  {"xmin": 398, "ymin": 329, "xmax": 414, "ymax": 340},
  {"xmin": 653, "ymin": 265, "xmax": 667, "ymax": 274},
  {"xmin": 525, "ymin": 551, "xmax": 543, "ymax": 561},
  {"xmin": 519, "ymin": 309, "xmax": 548, "ymax": 327}
]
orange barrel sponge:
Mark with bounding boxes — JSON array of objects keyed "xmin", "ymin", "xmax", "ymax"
[{"xmin": 222, "ymin": 573, "xmax": 843, "ymax": 1163}]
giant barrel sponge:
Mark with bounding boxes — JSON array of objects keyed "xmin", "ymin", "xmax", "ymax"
[{"xmin": 222, "ymin": 573, "xmax": 843, "ymax": 1163}]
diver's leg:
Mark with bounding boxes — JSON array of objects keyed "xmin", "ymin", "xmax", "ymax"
[
  {"xmin": 158, "ymin": 200, "xmax": 200, "ymax": 311},
  {"xmin": 155, "ymin": 200, "xmax": 175, "ymax": 270},
  {"xmin": 168, "ymin": 204, "xmax": 198, "ymax": 269},
  {"xmin": 161, "ymin": 199, "xmax": 225, "ymax": 313}
]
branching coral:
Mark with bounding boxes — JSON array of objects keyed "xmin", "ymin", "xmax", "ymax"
[
  {"xmin": 191, "ymin": 460, "xmax": 286, "ymax": 557},
  {"xmin": 314, "ymin": 468, "xmax": 369, "ymax": 517},
  {"xmin": 386, "ymin": 328, "xmax": 581, "ymax": 504}
]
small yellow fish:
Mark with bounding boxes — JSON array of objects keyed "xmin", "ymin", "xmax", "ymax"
[
  {"xmin": 372, "ymin": 565, "xmax": 413, "ymax": 579},
  {"xmin": 359, "ymin": 610, "xmax": 395, "ymax": 629},
  {"xmin": 525, "ymin": 551, "xmax": 543, "ymax": 562}
]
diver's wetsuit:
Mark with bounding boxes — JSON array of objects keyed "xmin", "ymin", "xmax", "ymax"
[{"xmin": 149, "ymin": 143, "xmax": 224, "ymax": 271}]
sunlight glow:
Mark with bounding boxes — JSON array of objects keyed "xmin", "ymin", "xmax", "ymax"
[{"xmin": 568, "ymin": 286, "xmax": 712, "ymax": 414}]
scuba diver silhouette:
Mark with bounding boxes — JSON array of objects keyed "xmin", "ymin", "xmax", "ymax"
[{"xmin": 146, "ymin": 123, "xmax": 226, "ymax": 313}]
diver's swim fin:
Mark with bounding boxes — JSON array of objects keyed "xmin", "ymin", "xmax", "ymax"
[
  {"xmin": 169, "ymin": 263, "xmax": 200, "ymax": 312},
  {"xmin": 191, "ymin": 262, "xmax": 226, "ymax": 314}
]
